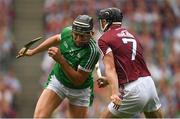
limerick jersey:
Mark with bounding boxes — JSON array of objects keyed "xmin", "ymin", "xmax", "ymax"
[
  {"xmin": 98, "ymin": 26, "xmax": 150, "ymax": 86},
  {"xmin": 47, "ymin": 26, "xmax": 100, "ymax": 89}
]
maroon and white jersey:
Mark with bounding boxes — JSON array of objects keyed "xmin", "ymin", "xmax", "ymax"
[{"xmin": 98, "ymin": 25, "xmax": 151, "ymax": 85}]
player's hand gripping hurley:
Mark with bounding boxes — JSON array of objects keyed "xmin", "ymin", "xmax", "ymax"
[{"xmin": 16, "ymin": 37, "xmax": 42, "ymax": 58}]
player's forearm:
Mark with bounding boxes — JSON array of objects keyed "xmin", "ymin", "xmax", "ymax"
[
  {"xmin": 105, "ymin": 68, "xmax": 119, "ymax": 95},
  {"xmin": 110, "ymin": 79, "xmax": 119, "ymax": 95},
  {"xmin": 103, "ymin": 52, "xmax": 119, "ymax": 95},
  {"xmin": 33, "ymin": 35, "xmax": 60, "ymax": 55},
  {"xmin": 58, "ymin": 55, "xmax": 85, "ymax": 86}
]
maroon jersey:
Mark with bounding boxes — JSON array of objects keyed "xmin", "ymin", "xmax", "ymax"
[{"xmin": 98, "ymin": 25, "xmax": 151, "ymax": 85}]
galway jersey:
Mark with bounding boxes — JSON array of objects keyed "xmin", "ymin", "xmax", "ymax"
[
  {"xmin": 98, "ymin": 26, "xmax": 150, "ymax": 85},
  {"xmin": 47, "ymin": 26, "xmax": 100, "ymax": 89}
]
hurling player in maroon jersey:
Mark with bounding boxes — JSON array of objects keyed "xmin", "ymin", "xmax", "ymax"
[{"xmin": 97, "ymin": 7, "xmax": 163, "ymax": 118}]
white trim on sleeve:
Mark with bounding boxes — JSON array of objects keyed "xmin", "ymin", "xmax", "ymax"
[
  {"xmin": 78, "ymin": 65, "xmax": 92, "ymax": 72},
  {"xmin": 106, "ymin": 47, "xmax": 112, "ymax": 54}
]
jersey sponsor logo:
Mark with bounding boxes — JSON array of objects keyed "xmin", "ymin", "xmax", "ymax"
[
  {"xmin": 67, "ymin": 50, "xmax": 74, "ymax": 57},
  {"xmin": 77, "ymin": 53, "xmax": 81, "ymax": 58}
]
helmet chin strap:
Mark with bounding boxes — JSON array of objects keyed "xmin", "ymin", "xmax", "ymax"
[
  {"xmin": 100, "ymin": 20, "xmax": 109, "ymax": 32},
  {"xmin": 102, "ymin": 23, "xmax": 109, "ymax": 32},
  {"xmin": 99, "ymin": 20, "xmax": 103, "ymax": 31}
]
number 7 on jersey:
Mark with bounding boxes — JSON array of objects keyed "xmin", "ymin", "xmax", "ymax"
[{"xmin": 122, "ymin": 38, "xmax": 137, "ymax": 60}]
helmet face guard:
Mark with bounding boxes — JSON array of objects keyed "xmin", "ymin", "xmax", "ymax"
[
  {"xmin": 98, "ymin": 19, "xmax": 110, "ymax": 33},
  {"xmin": 98, "ymin": 7, "xmax": 123, "ymax": 32}
]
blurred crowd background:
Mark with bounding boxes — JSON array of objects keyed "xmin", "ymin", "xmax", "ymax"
[
  {"xmin": 0, "ymin": 0, "xmax": 21, "ymax": 117},
  {"xmin": 0, "ymin": 0, "xmax": 179, "ymax": 118}
]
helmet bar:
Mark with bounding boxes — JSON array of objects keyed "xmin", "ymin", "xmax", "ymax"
[
  {"xmin": 72, "ymin": 15, "xmax": 93, "ymax": 34},
  {"xmin": 73, "ymin": 21, "xmax": 90, "ymax": 27}
]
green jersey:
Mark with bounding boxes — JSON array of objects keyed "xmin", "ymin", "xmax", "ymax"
[{"xmin": 47, "ymin": 26, "xmax": 100, "ymax": 89}]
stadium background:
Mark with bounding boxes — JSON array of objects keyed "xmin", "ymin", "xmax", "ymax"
[{"xmin": 0, "ymin": 0, "xmax": 179, "ymax": 118}]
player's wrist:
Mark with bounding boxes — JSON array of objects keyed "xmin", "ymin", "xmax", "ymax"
[
  {"xmin": 30, "ymin": 49, "xmax": 36, "ymax": 56},
  {"xmin": 58, "ymin": 55, "xmax": 65, "ymax": 64},
  {"xmin": 111, "ymin": 89, "xmax": 119, "ymax": 95}
]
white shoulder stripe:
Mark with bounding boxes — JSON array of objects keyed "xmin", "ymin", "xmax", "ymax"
[
  {"xmin": 78, "ymin": 65, "xmax": 91, "ymax": 72},
  {"xmin": 84, "ymin": 40, "xmax": 98, "ymax": 70},
  {"xmin": 86, "ymin": 42, "xmax": 96, "ymax": 69}
]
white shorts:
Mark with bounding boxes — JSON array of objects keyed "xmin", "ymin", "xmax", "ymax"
[
  {"xmin": 108, "ymin": 76, "xmax": 161, "ymax": 118},
  {"xmin": 46, "ymin": 75, "xmax": 93, "ymax": 107}
]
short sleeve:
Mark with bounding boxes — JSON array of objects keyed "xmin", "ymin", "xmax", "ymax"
[
  {"xmin": 98, "ymin": 38, "xmax": 112, "ymax": 57},
  {"xmin": 60, "ymin": 26, "xmax": 72, "ymax": 42}
]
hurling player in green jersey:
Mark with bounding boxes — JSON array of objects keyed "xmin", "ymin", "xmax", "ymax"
[{"xmin": 17, "ymin": 15, "xmax": 100, "ymax": 118}]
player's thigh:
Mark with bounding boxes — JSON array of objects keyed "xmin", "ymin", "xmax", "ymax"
[
  {"xmin": 65, "ymin": 87, "xmax": 93, "ymax": 118},
  {"xmin": 34, "ymin": 89, "xmax": 63, "ymax": 118},
  {"xmin": 142, "ymin": 76, "xmax": 161, "ymax": 115},
  {"xmin": 68, "ymin": 103, "xmax": 88, "ymax": 118},
  {"xmin": 144, "ymin": 108, "xmax": 163, "ymax": 118},
  {"xmin": 67, "ymin": 86, "xmax": 93, "ymax": 107}
]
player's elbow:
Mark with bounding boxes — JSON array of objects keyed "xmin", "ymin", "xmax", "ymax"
[{"xmin": 53, "ymin": 34, "xmax": 61, "ymax": 43}]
